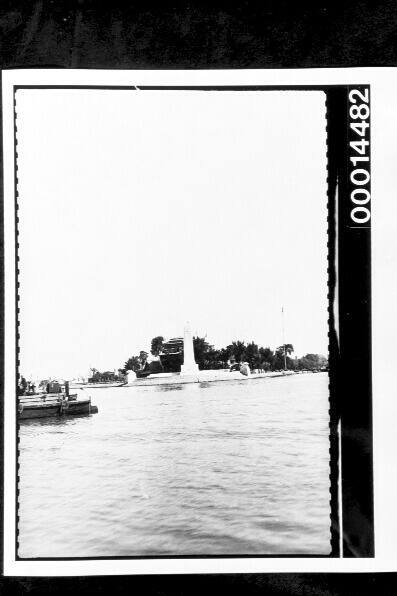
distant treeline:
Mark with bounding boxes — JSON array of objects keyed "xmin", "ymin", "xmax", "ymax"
[
  {"xmin": 120, "ymin": 336, "xmax": 328, "ymax": 375},
  {"xmin": 88, "ymin": 369, "xmax": 125, "ymax": 383}
]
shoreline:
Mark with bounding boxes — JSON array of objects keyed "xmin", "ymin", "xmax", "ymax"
[{"xmin": 124, "ymin": 369, "xmax": 320, "ymax": 388}]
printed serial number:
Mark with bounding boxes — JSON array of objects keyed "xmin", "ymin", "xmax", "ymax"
[{"xmin": 349, "ymin": 88, "xmax": 370, "ymax": 224}]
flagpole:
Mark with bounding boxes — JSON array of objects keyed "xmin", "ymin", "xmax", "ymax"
[{"xmin": 282, "ymin": 306, "xmax": 287, "ymax": 371}]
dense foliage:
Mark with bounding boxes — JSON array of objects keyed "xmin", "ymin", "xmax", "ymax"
[
  {"xmin": 88, "ymin": 368, "xmax": 125, "ymax": 383},
  {"xmin": 150, "ymin": 336, "xmax": 164, "ymax": 356},
  {"xmin": 120, "ymin": 336, "xmax": 328, "ymax": 374}
]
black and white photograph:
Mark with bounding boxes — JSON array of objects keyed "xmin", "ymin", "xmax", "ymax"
[
  {"xmin": 14, "ymin": 84, "xmax": 331, "ymax": 559},
  {"xmin": 4, "ymin": 68, "xmax": 392, "ymax": 577}
]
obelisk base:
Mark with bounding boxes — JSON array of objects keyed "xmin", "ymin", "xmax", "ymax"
[{"xmin": 180, "ymin": 363, "xmax": 199, "ymax": 376}]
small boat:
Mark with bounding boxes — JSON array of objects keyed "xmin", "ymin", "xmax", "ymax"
[
  {"xmin": 68, "ymin": 381, "xmax": 88, "ymax": 389},
  {"xmin": 84, "ymin": 381, "xmax": 126, "ymax": 389},
  {"xmin": 18, "ymin": 393, "xmax": 98, "ymax": 420}
]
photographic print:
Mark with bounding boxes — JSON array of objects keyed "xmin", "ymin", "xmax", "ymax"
[
  {"xmin": 2, "ymin": 69, "xmax": 377, "ymax": 575},
  {"xmin": 14, "ymin": 85, "xmax": 330, "ymax": 558}
]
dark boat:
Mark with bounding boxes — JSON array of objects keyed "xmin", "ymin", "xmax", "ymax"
[{"xmin": 18, "ymin": 394, "xmax": 98, "ymax": 420}]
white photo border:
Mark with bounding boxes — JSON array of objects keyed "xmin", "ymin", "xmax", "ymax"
[{"xmin": 2, "ymin": 68, "xmax": 390, "ymax": 576}]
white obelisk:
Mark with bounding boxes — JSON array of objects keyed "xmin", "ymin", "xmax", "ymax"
[{"xmin": 180, "ymin": 321, "xmax": 199, "ymax": 375}]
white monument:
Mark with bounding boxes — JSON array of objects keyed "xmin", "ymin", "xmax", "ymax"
[
  {"xmin": 127, "ymin": 370, "xmax": 137, "ymax": 384},
  {"xmin": 180, "ymin": 321, "xmax": 199, "ymax": 376}
]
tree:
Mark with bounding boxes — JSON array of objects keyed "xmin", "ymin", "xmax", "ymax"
[
  {"xmin": 228, "ymin": 341, "xmax": 247, "ymax": 363},
  {"xmin": 272, "ymin": 352, "xmax": 284, "ymax": 371},
  {"xmin": 139, "ymin": 351, "xmax": 149, "ymax": 369},
  {"xmin": 274, "ymin": 344, "xmax": 294, "ymax": 370},
  {"xmin": 193, "ymin": 336, "xmax": 212, "ymax": 369},
  {"xmin": 246, "ymin": 341, "xmax": 260, "ymax": 369},
  {"xmin": 204, "ymin": 348, "xmax": 224, "ymax": 370},
  {"xmin": 259, "ymin": 347, "xmax": 274, "ymax": 369},
  {"xmin": 151, "ymin": 336, "xmax": 164, "ymax": 357},
  {"xmin": 123, "ymin": 356, "xmax": 141, "ymax": 373},
  {"xmin": 276, "ymin": 344, "xmax": 294, "ymax": 357},
  {"xmin": 218, "ymin": 347, "xmax": 233, "ymax": 367},
  {"xmin": 299, "ymin": 354, "xmax": 328, "ymax": 371}
]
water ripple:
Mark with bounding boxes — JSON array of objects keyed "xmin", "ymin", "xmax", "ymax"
[{"xmin": 18, "ymin": 373, "xmax": 331, "ymax": 557}]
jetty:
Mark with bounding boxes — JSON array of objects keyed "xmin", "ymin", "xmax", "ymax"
[{"xmin": 18, "ymin": 380, "xmax": 98, "ymax": 420}]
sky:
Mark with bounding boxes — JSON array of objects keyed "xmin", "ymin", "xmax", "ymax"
[{"xmin": 16, "ymin": 89, "xmax": 328, "ymax": 380}]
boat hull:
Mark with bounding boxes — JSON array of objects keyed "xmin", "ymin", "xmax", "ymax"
[
  {"xmin": 18, "ymin": 397, "xmax": 96, "ymax": 420},
  {"xmin": 19, "ymin": 404, "xmax": 61, "ymax": 420},
  {"xmin": 63, "ymin": 400, "xmax": 92, "ymax": 415}
]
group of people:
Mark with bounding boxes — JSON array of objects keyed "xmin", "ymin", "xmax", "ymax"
[{"xmin": 18, "ymin": 376, "xmax": 36, "ymax": 396}]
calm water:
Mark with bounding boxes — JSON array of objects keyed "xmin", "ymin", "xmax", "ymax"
[{"xmin": 18, "ymin": 373, "xmax": 330, "ymax": 557}]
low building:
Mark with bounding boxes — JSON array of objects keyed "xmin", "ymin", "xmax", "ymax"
[{"xmin": 159, "ymin": 337, "xmax": 184, "ymax": 372}]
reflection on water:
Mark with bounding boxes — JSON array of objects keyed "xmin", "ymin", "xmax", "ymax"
[
  {"xmin": 155, "ymin": 384, "xmax": 184, "ymax": 392},
  {"xmin": 20, "ymin": 414, "xmax": 90, "ymax": 428},
  {"xmin": 18, "ymin": 373, "xmax": 330, "ymax": 557}
]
